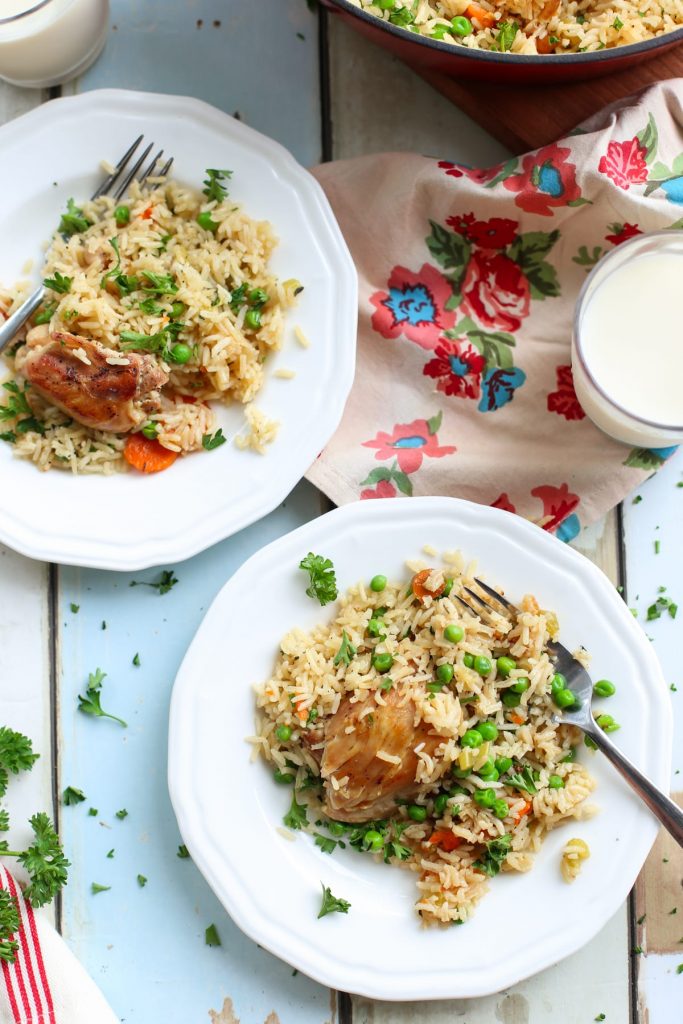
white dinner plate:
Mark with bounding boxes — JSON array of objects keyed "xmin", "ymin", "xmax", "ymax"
[
  {"xmin": 168, "ymin": 496, "xmax": 671, "ymax": 1000},
  {"xmin": 0, "ymin": 89, "xmax": 356, "ymax": 569}
]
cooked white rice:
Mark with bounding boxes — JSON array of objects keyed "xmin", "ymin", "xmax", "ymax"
[
  {"xmin": 254, "ymin": 553, "xmax": 597, "ymax": 924},
  {"xmin": 0, "ymin": 174, "xmax": 299, "ymax": 473},
  {"xmin": 351, "ymin": 0, "xmax": 682, "ymax": 54}
]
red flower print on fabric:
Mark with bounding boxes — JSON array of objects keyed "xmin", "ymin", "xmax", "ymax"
[
  {"xmin": 360, "ymin": 480, "xmax": 397, "ymax": 500},
  {"xmin": 503, "ymin": 144, "xmax": 581, "ymax": 217},
  {"xmin": 438, "ymin": 160, "xmax": 502, "ymax": 185},
  {"xmin": 598, "ymin": 138, "xmax": 648, "ymax": 191},
  {"xmin": 491, "ymin": 493, "xmax": 516, "ymax": 513},
  {"xmin": 605, "ymin": 222, "xmax": 643, "ymax": 246},
  {"xmin": 531, "ymin": 483, "xmax": 580, "ymax": 533},
  {"xmin": 369, "ymin": 263, "xmax": 456, "ymax": 350},
  {"xmin": 460, "ymin": 249, "xmax": 531, "ymax": 332},
  {"xmin": 423, "ymin": 338, "xmax": 486, "ymax": 399},
  {"xmin": 447, "ymin": 214, "xmax": 519, "ymax": 250},
  {"xmin": 547, "ymin": 365, "xmax": 586, "ymax": 421},
  {"xmin": 363, "ymin": 417, "xmax": 456, "ymax": 475}
]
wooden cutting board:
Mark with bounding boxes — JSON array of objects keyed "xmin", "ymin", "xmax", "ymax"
[{"xmin": 407, "ymin": 50, "xmax": 683, "ymax": 153}]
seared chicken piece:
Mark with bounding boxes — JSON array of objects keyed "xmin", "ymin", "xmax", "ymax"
[
  {"xmin": 21, "ymin": 328, "xmax": 168, "ymax": 433},
  {"xmin": 321, "ymin": 686, "xmax": 442, "ymax": 823}
]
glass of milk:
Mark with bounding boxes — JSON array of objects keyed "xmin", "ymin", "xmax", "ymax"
[
  {"xmin": 0, "ymin": 0, "xmax": 109, "ymax": 89},
  {"xmin": 572, "ymin": 231, "xmax": 683, "ymax": 449}
]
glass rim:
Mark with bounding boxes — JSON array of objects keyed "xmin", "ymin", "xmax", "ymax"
[
  {"xmin": 0, "ymin": 0, "xmax": 55, "ymax": 26},
  {"xmin": 573, "ymin": 229, "xmax": 683, "ymax": 435}
]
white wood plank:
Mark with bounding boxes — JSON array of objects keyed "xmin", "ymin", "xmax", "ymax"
[{"xmin": 326, "ymin": 16, "xmax": 631, "ymax": 1019}]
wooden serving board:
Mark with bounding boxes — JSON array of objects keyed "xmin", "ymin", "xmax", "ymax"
[{"xmin": 408, "ymin": 50, "xmax": 683, "ymax": 153}]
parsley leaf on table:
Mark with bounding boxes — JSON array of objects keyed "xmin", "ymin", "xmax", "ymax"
[
  {"xmin": 205, "ymin": 923, "xmax": 221, "ymax": 947},
  {"xmin": 115, "ymin": 809, "xmax": 128, "ymax": 820},
  {"xmin": 137, "ymin": 874, "xmax": 147, "ymax": 888},
  {"xmin": 177, "ymin": 844, "xmax": 190, "ymax": 859},
  {"xmin": 63, "ymin": 786, "xmax": 86, "ymax": 806},
  {"xmin": 91, "ymin": 883, "xmax": 111, "ymax": 895},
  {"xmin": 77, "ymin": 669, "xmax": 127, "ymax": 727},
  {"xmin": 318, "ymin": 883, "xmax": 351, "ymax": 919},
  {"xmin": 129, "ymin": 570, "xmax": 178, "ymax": 596},
  {"xmin": 299, "ymin": 552, "xmax": 338, "ymax": 606}
]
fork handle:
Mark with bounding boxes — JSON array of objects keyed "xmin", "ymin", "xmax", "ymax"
[
  {"xmin": 0, "ymin": 285, "xmax": 45, "ymax": 354},
  {"xmin": 586, "ymin": 722, "xmax": 683, "ymax": 847}
]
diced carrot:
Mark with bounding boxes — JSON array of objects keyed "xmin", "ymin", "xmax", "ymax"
[
  {"xmin": 180, "ymin": 394, "xmax": 197, "ymax": 404},
  {"xmin": 123, "ymin": 433, "xmax": 178, "ymax": 474},
  {"xmin": 428, "ymin": 830, "xmax": 463, "ymax": 852},
  {"xmin": 515, "ymin": 800, "xmax": 533, "ymax": 823},
  {"xmin": 412, "ymin": 568, "xmax": 445, "ymax": 603},
  {"xmin": 295, "ymin": 700, "xmax": 308, "ymax": 722},
  {"xmin": 140, "ymin": 205, "xmax": 154, "ymax": 220},
  {"xmin": 465, "ymin": 3, "xmax": 496, "ymax": 28},
  {"xmin": 536, "ymin": 33, "xmax": 553, "ymax": 53},
  {"xmin": 510, "ymin": 713, "xmax": 525, "ymax": 725}
]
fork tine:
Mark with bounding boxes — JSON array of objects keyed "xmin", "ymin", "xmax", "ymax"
[
  {"xmin": 90, "ymin": 135, "xmax": 144, "ymax": 200},
  {"xmin": 140, "ymin": 149, "xmax": 164, "ymax": 186},
  {"xmin": 158, "ymin": 157, "xmax": 173, "ymax": 178},
  {"xmin": 464, "ymin": 587, "xmax": 492, "ymax": 612},
  {"xmin": 474, "ymin": 578, "xmax": 515, "ymax": 612},
  {"xmin": 113, "ymin": 141, "xmax": 154, "ymax": 201},
  {"xmin": 454, "ymin": 595, "xmax": 481, "ymax": 619}
]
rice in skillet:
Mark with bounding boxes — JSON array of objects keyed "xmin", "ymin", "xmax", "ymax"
[
  {"xmin": 253, "ymin": 552, "xmax": 597, "ymax": 924},
  {"xmin": 0, "ymin": 170, "xmax": 299, "ymax": 474}
]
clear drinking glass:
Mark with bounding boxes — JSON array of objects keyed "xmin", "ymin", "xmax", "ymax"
[
  {"xmin": 0, "ymin": 0, "xmax": 109, "ymax": 88},
  {"xmin": 572, "ymin": 230, "xmax": 683, "ymax": 449}
]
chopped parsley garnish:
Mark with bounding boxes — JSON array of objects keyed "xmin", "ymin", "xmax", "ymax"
[
  {"xmin": 138, "ymin": 297, "xmax": 165, "ymax": 315},
  {"xmin": 43, "ymin": 271, "xmax": 72, "ymax": 294},
  {"xmin": 0, "ymin": 432, "xmax": 15, "ymax": 444},
  {"xmin": 493, "ymin": 20, "xmax": 518, "ymax": 50},
  {"xmin": 70, "ymin": 603, "xmax": 80, "ymax": 613},
  {"xmin": 137, "ymin": 874, "xmax": 147, "ymax": 888},
  {"xmin": 77, "ymin": 668, "xmax": 127, "ymax": 727},
  {"xmin": 504, "ymin": 766, "xmax": 537, "ymax": 794},
  {"xmin": 637, "ymin": 914, "xmax": 646, "ymax": 925},
  {"xmin": 379, "ymin": 678, "xmax": 394, "ymax": 692},
  {"xmin": 229, "ymin": 282, "xmax": 249, "ymax": 312},
  {"xmin": 655, "ymin": 540, "xmax": 661, "ymax": 555},
  {"xmin": 132, "ymin": 652, "xmax": 141, "ymax": 667},
  {"xmin": 612, "ymin": 16, "xmax": 623, "ymax": 28},
  {"xmin": 34, "ymin": 302, "xmax": 58, "ymax": 325},
  {"xmin": 202, "ymin": 168, "xmax": 233, "ymax": 203},
  {"xmin": 633, "ymin": 494, "xmax": 642, "ymax": 504},
  {"xmin": 473, "ymin": 833, "xmax": 513, "ymax": 877},
  {"xmin": 0, "ymin": 381, "xmax": 32, "ymax": 427},
  {"xmin": 141, "ymin": 422, "xmax": 159, "ymax": 440},
  {"xmin": 333, "ymin": 630, "xmax": 356, "ymax": 667},
  {"xmin": 59, "ymin": 198, "xmax": 92, "ymax": 237},
  {"xmin": 646, "ymin": 595, "xmax": 677, "ymax": 621},
  {"xmin": 115, "ymin": 809, "xmax": 128, "ymax": 820},
  {"xmin": 594, "ymin": 1016, "xmax": 606, "ymax": 1022},
  {"xmin": 100, "ymin": 238, "xmax": 123, "ymax": 290},
  {"xmin": 63, "ymin": 786, "xmax": 86, "ymax": 806},
  {"xmin": 177, "ymin": 844, "xmax": 190, "ymax": 859},
  {"xmin": 205, "ymin": 923, "xmax": 221, "ymax": 947},
  {"xmin": 202, "ymin": 429, "xmax": 227, "ymax": 451},
  {"xmin": 314, "ymin": 833, "xmax": 341, "ymax": 854},
  {"xmin": 283, "ymin": 792, "xmax": 308, "ymax": 831},
  {"xmin": 318, "ymin": 883, "xmax": 351, "ymax": 919},
  {"xmin": 129, "ymin": 570, "xmax": 178, "ymax": 595},
  {"xmin": 299, "ymin": 552, "xmax": 338, "ymax": 606},
  {"xmin": 91, "ymin": 883, "xmax": 111, "ymax": 895}
]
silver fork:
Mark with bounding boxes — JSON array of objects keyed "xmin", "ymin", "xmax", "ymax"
[
  {"xmin": 0, "ymin": 135, "xmax": 174, "ymax": 354},
  {"xmin": 458, "ymin": 578, "xmax": 683, "ymax": 846}
]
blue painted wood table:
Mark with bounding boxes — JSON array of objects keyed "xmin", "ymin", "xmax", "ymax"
[{"xmin": 0, "ymin": 2, "xmax": 681, "ymax": 1022}]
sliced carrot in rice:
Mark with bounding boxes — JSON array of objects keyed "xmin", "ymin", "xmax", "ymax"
[
  {"xmin": 140, "ymin": 205, "xmax": 154, "ymax": 220},
  {"xmin": 465, "ymin": 3, "xmax": 496, "ymax": 28},
  {"xmin": 411, "ymin": 568, "xmax": 445, "ymax": 603},
  {"xmin": 428, "ymin": 830, "xmax": 462, "ymax": 852},
  {"xmin": 515, "ymin": 800, "xmax": 533, "ymax": 823},
  {"xmin": 124, "ymin": 433, "xmax": 178, "ymax": 474},
  {"xmin": 510, "ymin": 713, "xmax": 525, "ymax": 725}
]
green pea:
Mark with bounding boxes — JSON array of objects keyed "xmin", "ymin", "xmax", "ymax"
[
  {"xmin": 494, "ymin": 757, "xmax": 512, "ymax": 774},
  {"xmin": 496, "ymin": 656, "xmax": 516, "ymax": 678},
  {"xmin": 275, "ymin": 725, "xmax": 292, "ymax": 743},
  {"xmin": 478, "ymin": 721, "xmax": 498, "ymax": 742},
  {"xmin": 548, "ymin": 775, "xmax": 564, "ymax": 789},
  {"xmin": 442, "ymin": 578, "xmax": 454, "ymax": 597},
  {"xmin": 473, "ymin": 788, "xmax": 496, "ymax": 808},
  {"xmin": 452, "ymin": 766, "xmax": 472, "ymax": 779},
  {"xmin": 560, "ymin": 747, "xmax": 576, "ymax": 763},
  {"xmin": 245, "ymin": 308, "xmax": 262, "ymax": 330},
  {"xmin": 551, "ymin": 672, "xmax": 567, "ymax": 695},
  {"xmin": 553, "ymin": 688, "xmax": 577, "ymax": 709},
  {"xmin": 492, "ymin": 799, "xmax": 509, "ymax": 819},
  {"xmin": 170, "ymin": 301, "xmax": 186, "ymax": 318},
  {"xmin": 474, "ymin": 655, "xmax": 492, "ymax": 677},
  {"xmin": 328, "ymin": 821, "xmax": 346, "ymax": 837},
  {"xmin": 114, "ymin": 204, "xmax": 130, "ymax": 226},
  {"xmin": 197, "ymin": 211, "xmax": 219, "ymax": 233},
  {"xmin": 168, "ymin": 343, "xmax": 192, "ymax": 365},
  {"xmin": 372, "ymin": 652, "xmax": 394, "ymax": 673},
  {"xmin": 478, "ymin": 761, "xmax": 499, "ymax": 782},
  {"xmin": 434, "ymin": 793, "xmax": 449, "ymax": 815},
  {"xmin": 596, "ymin": 713, "xmax": 620, "ymax": 733},
  {"xmin": 510, "ymin": 677, "xmax": 530, "ymax": 694},
  {"xmin": 367, "ymin": 617, "xmax": 384, "ymax": 638},
  {"xmin": 463, "ymin": 653, "xmax": 475, "ymax": 669},
  {"xmin": 430, "ymin": 23, "xmax": 449, "ymax": 39},
  {"xmin": 363, "ymin": 829, "xmax": 385, "ymax": 851},
  {"xmin": 451, "ymin": 14, "xmax": 473, "ymax": 35},
  {"xmin": 376, "ymin": 0, "xmax": 394, "ymax": 7},
  {"xmin": 436, "ymin": 663, "xmax": 454, "ymax": 685},
  {"xmin": 502, "ymin": 690, "xmax": 521, "ymax": 708},
  {"xmin": 370, "ymin": 574, "xmax": 387, "ymax": 592},
  {"xmin": 444, "ymin": 623, "xmax": 464, "ymax": 644},
  {"xmin": 248, "ymin": 287, "xmax": 268, "ymax": 307},
  {"xmin": 407, "ymin": 804, "xmax": 427, "ymax": 822},
  {"xmin": 273, "ymin": 770, "xmax": 294, "ymax": 784},
  {"xmin": 461, "ymin": 728, "xmax": 484, "ymax": 748},
  {"xmin": 594, "ymin": 679, "xmax": 616, "ymax": 698}
]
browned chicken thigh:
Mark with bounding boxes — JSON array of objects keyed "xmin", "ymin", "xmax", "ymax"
[
  {"xmin": 21, "ymin": 327, "xmax": 168, "ymax": 433},
  {"xmin": 321, "ymin": 686, "xmax": 442, "ymax": 823}
]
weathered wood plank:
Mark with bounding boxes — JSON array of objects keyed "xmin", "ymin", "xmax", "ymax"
[
  {"xmin": 622, "ymin": 449, "xmax": 683, "ymax": 1024},
  {"xmin": 326, "ymin": 13, "xmax": 630, "ymax": 1019}
]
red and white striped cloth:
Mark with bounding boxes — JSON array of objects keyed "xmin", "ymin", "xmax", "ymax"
[{"xmin": 0, "ymin": 867, "xmax": 118, "ymax": 1024}]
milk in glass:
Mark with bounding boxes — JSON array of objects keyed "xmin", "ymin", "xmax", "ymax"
[{"xmin": 0, "ymin": 0, "xmax": 109, "ymax": 88}]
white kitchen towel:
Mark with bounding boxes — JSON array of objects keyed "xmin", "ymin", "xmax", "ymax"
[{"xmin": 0, "ymin": 866, "xmax": 118, "ymax": 1024}]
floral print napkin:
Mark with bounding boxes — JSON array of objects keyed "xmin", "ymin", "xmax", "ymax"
[{"xmin": 307, "ymin": 80, "xmax": 683, "ymax": 539}]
